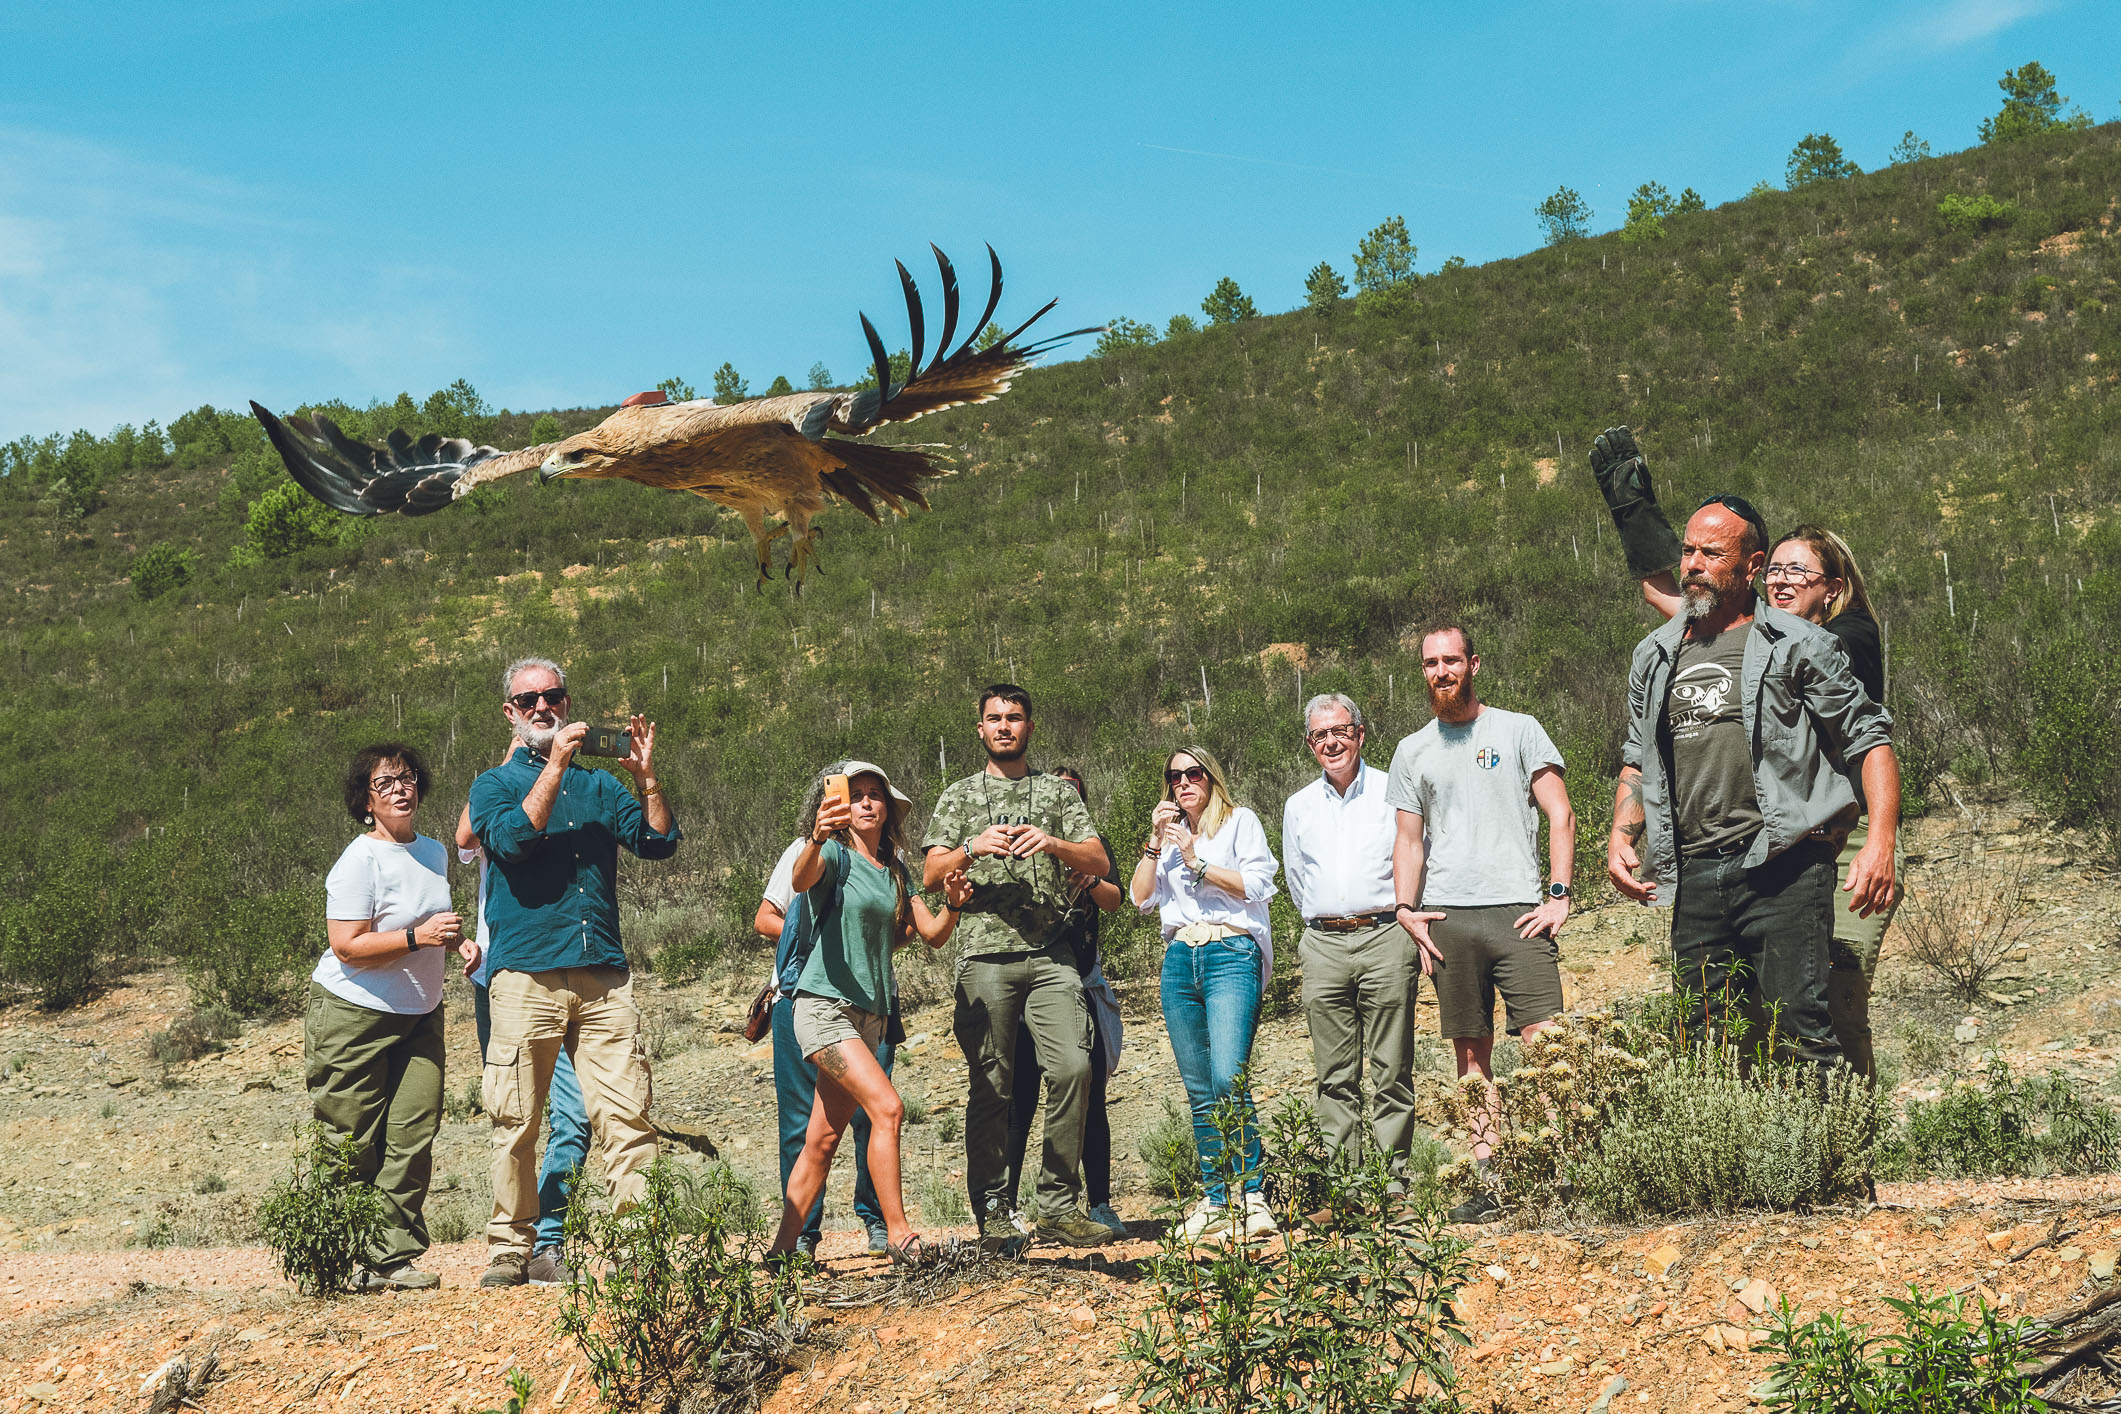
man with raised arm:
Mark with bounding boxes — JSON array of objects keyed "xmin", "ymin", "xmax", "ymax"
[
  {"xmin": 923, "ymin": 684, "xmax": 1113, "ymax": 1252},
  {"xmin": 1606, "ymin": 495, "xmax": 1900, "ymax": 1072}
]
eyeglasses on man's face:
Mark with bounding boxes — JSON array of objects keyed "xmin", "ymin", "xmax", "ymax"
[
  {"xmin": 1165, "ymin": 765, "xmax": 1209, "ymax": 786},
  {"xmin": 1762, "ymin": 563, "xmax": 1826, "ymax": 585},
  {"xmin": 1306, "ymin": 724, "xmax": 1360, "ymax": 746},
  {"xmin": 370, "ymin": 772, "xmax": 419, "ymax": 796},
  {"xmin": 507, "ymin": 687, "xmax": 569, "ymax": 711}
]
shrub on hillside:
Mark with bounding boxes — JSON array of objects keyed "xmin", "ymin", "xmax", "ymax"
[
  {"xmin": 1879, "ymin": 1059, "xmax": 2121, "ymax": 1179},
  {"xmin": 129, "ymin": 544, "xmax": 196, "ymax": 602},
  {"xmin": 148, "ymin": 1001, "xmax": 242, "ymax": 1066},
  {"xmin": 0, "ymin": 855, "xmax": 111, "ymax": 1009},
  {"xmin": 1937, "ymin": 191, "xmax": 2016, "ymax": 232},
  {"xmin": 1138, "ymin": 1097, "xmax": 1201, "ymax": 1201},
  {"xmin": 258, "ymin": 1125, "xmax": 384, "ymax": 1297},
  {"xmin": 1894, "ymin": 836, "xmax": 2038, "ymax": 1003},
  {"xmin": 1761, "ymin": 1286, "xmax": 2049, "ymax": 1412},
  {"xmin": 186, "ymin": 885, "xmax": 319, "ymax": 1017}
]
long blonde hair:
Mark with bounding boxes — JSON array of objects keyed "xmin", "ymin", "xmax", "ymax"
[
  {"xmin": 1774, "ymin": 524, "xmax": 1875, "ymax": 624},
  {"xmin": 1164, "ymin": 744, "xmax": 1239, "ymax": 841}
]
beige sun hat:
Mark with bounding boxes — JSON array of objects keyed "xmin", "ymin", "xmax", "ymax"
[{"xmin": 835, "ymin": 759, "xmax": 913, "ymax": 806}]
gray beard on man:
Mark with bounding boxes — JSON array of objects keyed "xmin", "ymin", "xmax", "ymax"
[
  {"xmin": 516, "ymin": 720, "xmax": 558, "ymax": 752},
  {"xmin": 1681, "ymin": 574, "xmax": 1727, "ymax": 621}
]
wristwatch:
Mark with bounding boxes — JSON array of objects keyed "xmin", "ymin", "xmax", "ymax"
[{"xmin": 1547, "ymin": 883, "xmax": 1572, "ymax": 900}]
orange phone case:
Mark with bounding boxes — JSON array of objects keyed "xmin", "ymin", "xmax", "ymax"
[{"xmin": 824, "ymin": 774, "xmax": 851, "ymax": 809}]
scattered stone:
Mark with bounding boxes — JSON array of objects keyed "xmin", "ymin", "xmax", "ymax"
[
  {"xmin": 1702, "ymin": 1325, "xmax": 1726, "ymax": 1354},
  {"xmin": 1485, "ymin": 1264, "xmax": 1511, "ymax": 1284},
  {"xmin": 1985, "ymin": 1228, "xmax": 2018, "ymax": 1252},
  {"xmin": 241, "ymin": 1078, "xmax": 274, "ymax": 1093},
  {"xmin": 1069, "ymin": 1305, "xmax": 1098, "ymax": 1332},
  {"xmin": 1644, "ymin": 1244, "xmax": 1682, "ymax": 1279},
  {"xmin": 1537, "ymin": 1358, "xmax": 1576, "ymax": 1376},
  {"xmin": 1586, "ymin": 1374, "xmax": 1629, "ymax": 1414},
  {"xmin": 2061, "ymin": 1247, "xmax": 2085, "ymax": 1263},
  {"xmin": 1800, "ymin": 1236, "xmax": 1820, "ymax": 1249},
  {"xmin": 25, "ymin": 1384, "xmax": 60, "ymax": 1404},
  {"xmin": 1737, "ymin": 1278, "xmax": 1776, "ymax": 1314},
  {"xmin": 2090, "ymin": 1249, "xmax": 2118, "ymax": 1280},
  {"xmin": 1954, "ymin": 1021, "xmax": 1981, "ymax": 1043},
  {"xmin": 107, "ymin": 1075, "xmax": 138, "ymax": 1087},
  {"xmin": 1089, "ymin": 1393, "xmax": 1121, "ymax": 1411}
]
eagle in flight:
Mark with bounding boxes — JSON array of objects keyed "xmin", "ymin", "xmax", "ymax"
[{"xmin": 250, "ymin": 247, "xmax": 1090, "ymax": 588}]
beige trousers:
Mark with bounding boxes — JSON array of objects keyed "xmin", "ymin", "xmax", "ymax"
[{"xmin": 485, "ymin": 965, "xmax": 656, "ymax": 1256}]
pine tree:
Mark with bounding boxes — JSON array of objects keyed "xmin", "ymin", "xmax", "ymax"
[
  {"xmin": 1533, "ymin": 186, "xmax": 1592, "ymax": 245},
  {"xmin": 1304, "ymin": 262, "xmax": 1348, "ymax": 311},
  {"xmin": 1201, "ymin": 277, "xmax": 1259, "ymax": 325}
]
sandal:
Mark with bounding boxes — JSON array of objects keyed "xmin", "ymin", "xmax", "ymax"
[{"xmin": 886, "ymin": 1233, "xmax": 932, "ymax": 1270}]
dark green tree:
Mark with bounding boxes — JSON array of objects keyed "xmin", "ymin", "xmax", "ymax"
[
  {"xmin": 129, "ymin": 544, "xmax": 194, "ymax": 602},
  {"xmin": 711, "ymin": 363, "xmax": 749, "ymax": 403},
  {"xmin": 1351, "ymin": 217, "xmax": 1417, "ymax": 314},
  {"xmin": 1438, "ymin": 255, "xmax": 1467, "ymax": 272},
  {"xmin": 1979, "ymin": 61, "xmax": 2091, "ymax": 144},
  {"xmin": 1621, "ymin": 182, "xmax": 1676, "ymax": 242},
  {"xmin": 656, "ymin": 376, "xmax": 697, "ymax": 402},
  {"xmin": 1095, "ymin": 317, "xmax": 1159, "ymax": 356},
  {"xmin": 806, "ymin": 361, "xmax": 834, "ymax": 391},
  {"xmin": 1675, "ymin": 187, "xmax": 1707, "ymax": 214},
  {"xmin": 763, "ymin": 375, "xmax": 795, "ymax": 397},
  {"xmin": 528, "ymin": 413, "xmax": 562, "ymax": 443},
  {"xmin": 1164, "ymin": 313, "xmax": 1199, "ymax": 338},
  {"xmin": 1786, "ymin": 133, "xmax": 1861, "ymax": 188},
  {"xmin": 1890, "ymin": 130, "xmax": 1933, "ymax": 164},
  {"xmin": 1303, "ymin": 262, "xmax": 1348, "ymax": 311},
  {"xmin": 1533, "ymin": 186, "xmax": 1592, "ymax": 245},
  {"xmin": 973, "ymin": 322, "xmax": 1006, "ymax": 351},
  {"xmin": 1201, "ymin": 277, "xmax": 1259, "ymax": 325}
]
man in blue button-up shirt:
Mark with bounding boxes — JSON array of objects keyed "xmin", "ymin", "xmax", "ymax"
[{"xmin": 469, "ymin": 656, "xmax": 681, "ymax": 1288}]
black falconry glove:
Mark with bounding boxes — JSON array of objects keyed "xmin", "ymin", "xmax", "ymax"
[{"xmin": 1587, "ymin": 425, "xmax": 1681, "ymax": 578}]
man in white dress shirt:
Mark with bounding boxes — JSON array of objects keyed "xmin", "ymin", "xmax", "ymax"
[{"xmin": 1282, "ymin": 693, "xmax": 1433, "ymax": 1162}]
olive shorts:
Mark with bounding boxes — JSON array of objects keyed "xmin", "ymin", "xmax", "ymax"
[
  {"xmin": 1428, "ymin": 903, "xmax": 1565, "ymax": 1040},
  {"xmin": 791, "ymin": 993, "xmax": 887, "ymax": 1057}
]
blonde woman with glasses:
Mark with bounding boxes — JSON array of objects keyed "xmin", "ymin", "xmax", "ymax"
[{"xmin": 1129, "ymin": 746, "xmax": 1280, "ymax": 1245}]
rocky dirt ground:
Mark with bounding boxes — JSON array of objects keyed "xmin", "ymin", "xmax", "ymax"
[{"xmin": 3, "ymin": 800, "xmax": 2119, "ymax": 1412}]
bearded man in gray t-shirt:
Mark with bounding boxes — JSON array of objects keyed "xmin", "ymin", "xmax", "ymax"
[{"xmin": 1385, "ymin": 626, "xmax": 1576, "ymax": 1225}]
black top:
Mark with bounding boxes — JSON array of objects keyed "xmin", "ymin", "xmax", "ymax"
[
  {"xmin": 1053, "ymin": 832, "xmax": 1119, "ymax": 978},
  {"xmin": 1824, "ymin": 604, "xmax": 1886, "ymax": 706}
]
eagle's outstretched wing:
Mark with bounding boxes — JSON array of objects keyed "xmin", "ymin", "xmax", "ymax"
[{"xmin": 249, "ymin": 401, "xmax": 553, "ymax": 516}]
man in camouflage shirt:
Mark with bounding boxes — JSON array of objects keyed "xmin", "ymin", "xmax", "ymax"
[{"xmin": 924, "ymin": 684, "xmax": 1114, "ymax": 1248}]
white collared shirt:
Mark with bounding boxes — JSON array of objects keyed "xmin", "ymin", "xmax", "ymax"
[
  {"xmin": 1138, "ymin": 805, "xmax": 1281, "ymax": 977},
  {"xmin": 1281, "ymin": 760, "xmax": 1396, "ymax": 921}
]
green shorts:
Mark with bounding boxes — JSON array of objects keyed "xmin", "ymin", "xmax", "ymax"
[
  {"xmin": 1429, "ymin": 903, "xmax": 1565, "ymax": 1040},
  {"xmin": 1828, "ymin": 817, "xmax": 1901, "ymax": 977}
]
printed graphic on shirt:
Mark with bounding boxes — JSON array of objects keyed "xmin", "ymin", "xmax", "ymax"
[
  {"xmin": 1473, "ymin": 746, "xmax": 1501, "ymax": 770},
  {"xmin": 1668, "ymin": 658, "xmax": 1738, "ymax": 740}
]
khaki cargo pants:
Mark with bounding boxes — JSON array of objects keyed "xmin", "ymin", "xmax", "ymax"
[{"xmin": 484, "ymin": 965, "xmax": 656, "ymax": 1257}]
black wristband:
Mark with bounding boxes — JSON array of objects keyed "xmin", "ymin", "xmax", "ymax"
[
  {"xmin": 406, "ymin": 926, "xmax": 418, "ymax": 952},
  {"xmin": 1394, "ymin": 902, "xmax": 1421, "ymax": 915}
]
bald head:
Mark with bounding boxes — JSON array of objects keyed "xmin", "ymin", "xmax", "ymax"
[{"xmin": 1678, "ymin": 504, "xmax": 1766, "ymax": 624}]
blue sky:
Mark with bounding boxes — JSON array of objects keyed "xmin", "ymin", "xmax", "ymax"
[{"xmin": 1, "ymin": 0, "xmax": 2113, "ymax": 441}]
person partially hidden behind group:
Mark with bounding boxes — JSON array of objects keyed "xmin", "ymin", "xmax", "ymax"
[
  {"xmin": 1132, "ymin": 746, "xmax": 1281, "ymax": 1246},
  {"xmin": 765, "ymin": 763, "xmax": 974, "ymax": 1270},
  {"xmin": 309, "ymin": 743, "xmax": 460, "ymax": 1291}
]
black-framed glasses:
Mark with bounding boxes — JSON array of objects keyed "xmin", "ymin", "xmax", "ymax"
[
  {"xmin": 1306, "ymin": 724, "xmax": 1360, "ymax": 746},
  {"xmin": 507, "ymin": 687, "xmax": 569, "ymax": 711},
  {"xmin": 1696, "ymin": 493, "xmax": 1769, "ymax": 553},
  {"xmin": 369, "ymin": 772, "xmax": 419, "ymax": 795},
  {"xmin": 1762, "ymin": 563, "xmax": 1826, "ymax": 584},
  {"xmin": 1165, "ymin": 765, "xmax": 1210, "ymax": 786}
]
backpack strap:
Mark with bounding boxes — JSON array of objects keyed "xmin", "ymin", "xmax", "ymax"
[{"xmin": 780, "ymin": 840, "xmax": 855, "ymax": 989}]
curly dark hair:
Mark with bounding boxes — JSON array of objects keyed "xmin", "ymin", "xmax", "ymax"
[{"xmin": 343, "ymin": 742, "xmax": 431, "ymax": 823}]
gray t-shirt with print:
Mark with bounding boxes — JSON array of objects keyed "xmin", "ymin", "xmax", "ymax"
[
  {"xmin": 1661, "ymin": 625, "xmax": 1763, "ymax": 856},
  {"xmin": 1384, "ymin": 706, "xmax": 1564, "ymax": 907}
]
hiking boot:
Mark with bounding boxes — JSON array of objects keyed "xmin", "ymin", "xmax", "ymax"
[
  {"xmin": 1237, "ymin": 1191, "xmax": 1277, "ymax": 1242},
  {"xmin": 866, "ymin": 1224, "xmax": 890, "ymax": 1255},
  {"xmin": 525, "ymin": 1248, "xmax": 574, "ymax": 1287},
  {"xmin": 1175, "ymin": 1201, "xmax": 1230, "ymax": 1246},
  {"xmin": 351, "ymin": 1262, "xmax": 440, "ymax": 1292},
  {"xmin": 479, "ymin": 1252, "xmax": 528, "ymax": 1288},
  {"xmin": 1447, "ymin": 1191, "xmax": 1503, "ymax": 1225},
  {"xmin": 976, "ymin": 1222, "xmax": 1030, "ymax": 1259},
  {"xmin": 1086, "ymin": 1203, "xmax": 1129, "ymax": 1242},
  {"xmin": 1036, "ymin": 1209, "xmax": 1118, "ymax": 1248}
]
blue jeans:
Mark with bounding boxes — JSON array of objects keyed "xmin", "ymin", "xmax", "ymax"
[
  {"xmin": 475, "ymin": 982, "xmax": 590, "ymax": 1253},
  {"xmin": 1160, "ymin": 934, "xmax": 1265, "ymax": 1205},
  {"xmin": 772, "ymin": 992, "xmax": 889, "ymax": 1240}
]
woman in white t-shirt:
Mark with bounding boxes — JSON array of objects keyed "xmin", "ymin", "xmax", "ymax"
[{"xmin": 307, "ymin": 743, "xmax": 462, "ymax": 1293}]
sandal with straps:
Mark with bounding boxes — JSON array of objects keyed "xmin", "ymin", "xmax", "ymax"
[{"xmin": 885, "ymin": 1233, "xmax": 932, "ymax": 1270}]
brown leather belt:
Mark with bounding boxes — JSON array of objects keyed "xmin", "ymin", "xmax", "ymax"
[{"xmin": 1307, "ymin": 911, "xmax": 1395, "ymax": 934}]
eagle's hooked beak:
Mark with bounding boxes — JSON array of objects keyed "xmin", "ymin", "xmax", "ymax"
[{"xmin": 539, "ymin": 450, "xmax": 583, "ymax": 483}]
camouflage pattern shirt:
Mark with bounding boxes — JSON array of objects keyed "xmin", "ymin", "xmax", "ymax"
[{"xmin": 922, "ymin": 770, "xmax": 1100, "ymax": 960}]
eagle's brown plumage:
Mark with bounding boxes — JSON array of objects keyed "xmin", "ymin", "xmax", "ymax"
[{"xmin": 250, "ymin": 246, "xmax": 1092, "ymax": 587}]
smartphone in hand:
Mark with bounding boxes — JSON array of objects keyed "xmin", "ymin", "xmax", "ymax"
[
  {"xmin": 581, "ymin": 725, "xmax": 633, "ymax": 758},
  {"xmin": 823, "ymin": 773, "xmax": 851, "ymax": 810}
]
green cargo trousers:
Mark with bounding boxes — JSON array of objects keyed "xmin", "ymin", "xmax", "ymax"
[
  {"xmin": 953, "ymin": 949, "xmax": 1092, "ymax": 1226},
  {"xmin": 1299, "ymin": 922, "xmax": 1422, "ymax": 1159},
  {"xmin": 302, "ymin": 981, "xmax": 445, "ymax": 1271}
]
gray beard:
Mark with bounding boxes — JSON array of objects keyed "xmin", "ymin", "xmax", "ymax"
[
  {"xmin": 1681, "ymin": 578, "xmax": 1724, "ymax": 621},
  {"xmin": 516, "ymin": 721, "xmax": 558, "ymax": 752}
]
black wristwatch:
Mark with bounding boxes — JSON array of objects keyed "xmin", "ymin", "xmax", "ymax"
[
  {"xmin": 406, "ymin": 926, "xmax": 419, "ymax": 951},
  {"xmin": 1547, "ymin": 883, "xmax": 1572, "ymax": 900}
]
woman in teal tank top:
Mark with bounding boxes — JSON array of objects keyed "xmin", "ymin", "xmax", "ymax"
[{"xmin": 767, "ymin": 762, "xmax": 972, "ymax": 1268}]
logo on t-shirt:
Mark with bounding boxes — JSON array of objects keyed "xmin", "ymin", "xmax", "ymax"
[
  {"xmin": 1473, "ymin": 746, "xmax": 1502, "ymax": 770},
  {"xmin": 1670, "ymin": 660, "xmax": 1736, "ymax": 737}
]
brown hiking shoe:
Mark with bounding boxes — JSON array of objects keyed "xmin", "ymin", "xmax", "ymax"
[
  {"xmin": 479, "ymin": 1252, "xmax": 528, "ymax": 1288},
  {"xmin": 525, "ymin": 1248, "xmax": 575, "ymax": 1287}
]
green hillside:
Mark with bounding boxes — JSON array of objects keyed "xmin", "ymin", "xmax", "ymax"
[{"xmin": 4, "ymin": 124, "xmax": 2119, "ymax": 1012}]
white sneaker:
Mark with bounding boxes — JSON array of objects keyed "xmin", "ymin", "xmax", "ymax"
[
  {"xmin": 1238, "ymin": 1191, "xmax": 1277, "ymax": 1242},
  {"xmin": 1176, "ymin": 1200, "xmax": 1230, "ymax": 1245}
]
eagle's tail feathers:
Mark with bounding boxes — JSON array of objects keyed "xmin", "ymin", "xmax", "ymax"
[{"xmin": 821, "ymin": 438, "xmax": 946, "ymax": 521}]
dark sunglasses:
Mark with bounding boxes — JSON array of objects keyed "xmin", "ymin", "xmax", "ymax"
[
  {"xmin": 1696, "ymin": 493, "xmax": 1769, "ymax": 552},
  {"xmin": 1165, "ymin": 765, "xmax": 1210, "ymax": 786},
  {"xmin": 507, "ymin": 687, "xmax": 569, "ymax": 711}
]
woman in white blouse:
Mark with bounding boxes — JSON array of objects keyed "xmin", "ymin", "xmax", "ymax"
[
  {"xmin": 1128, "ymin": 745, "xmax": 1280, "ymax": 1245},
  {"xmin": 308, "ymin": 743, "xmax": 463, "ymax": 1292}
]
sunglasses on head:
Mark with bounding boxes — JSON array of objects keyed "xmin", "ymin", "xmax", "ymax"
[
  {"xmin": 1165, "ymin": 765, "xmax": 1209, "ymax": 786},
  {"xmin": 507, "ymin": 687, "xmax": 569, "ymax": 711},
  {"xmin": 1696, "ymin": 493, "xmax": 1769, "ymax": 551}
]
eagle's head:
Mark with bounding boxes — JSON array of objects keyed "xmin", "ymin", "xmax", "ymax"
[{"xmin": 539, "ymin": 442, "xmax": 616, "ymax": 483}]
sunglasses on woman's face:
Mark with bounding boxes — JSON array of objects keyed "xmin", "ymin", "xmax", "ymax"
[
  {"xmin": 506, "ymin": 687, "xmax": 569, "ymax": 711},
  {"xmin": 1165, "ymin": 765, "xmax": 1209, "ymax": 786}
]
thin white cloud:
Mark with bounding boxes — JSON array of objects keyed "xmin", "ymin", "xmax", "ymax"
[{"xmin": 1914, "ymin": 0, "xmax": 2055, "ymax": 48}]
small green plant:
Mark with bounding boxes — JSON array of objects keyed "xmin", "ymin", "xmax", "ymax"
[
  {"xmin": 443, "ymin": 1077, "xmax": 484, "ymax": 1122},
  {"xmin": 471, "ymin": 1368, "xmax": 533, "ymax": 1414},
  {"xmin": 903, "ymin": 1093, "xmax": 931, "ymax": 1125},
  {"xmin": 1896, "ymin": 838, "xmax": 2038, "ymax": 1003},
  {"xmin": 936, "ymin": 1107, "xmax": 962, "ymax": 1144},
  {"xmin": 918, "ymin": 1170, "xmax": 970, "ymax": 1226},
  {"xmin": 430, "ymin": 1206, "xmax": 473, "ymax": 1244},
  {"xmin": 558, "ymin": 1159, "xmax": 805, "ymax": 1414},
  {"xmin": 1761, "ymin": 1285, "xmax": 2050, "ymax": 1412},
  {"xmin": 664, "ymin": 1158, "xmax": 765, "ymax": 1237},
  {"xmin": 134, "ymin": 1217, "xmax": 177, "ymax": 1249},
  {"xmin": 100, "ymin": 1100, "xmax": 117, "ymax": 1120},
  {"xmin": 1880, "ymin": 1059, "xmax": 2121, "ymax": 1179},
  {"xmin": 1894, "ymin": 1019, "xmax": 1953, "ymax": 1078},
  {"xmin": 1138, "ymin": 1097, "xmax": 1202, "ymax": 1201},
  {"xmin": 194, "ymin": 1173, "xmax": 227, "ymax": 1196},
  {"xmin": 128, "ymin": 544, "xmax": 196, "ymax": 602},
  {"xmin": 1124, "ymin": 1096, "xmax": 1472, "ymax": 1413},
  {"xmin": 1937, "ymin": 191, "xmax": 2017, "ymax": 233},
  {"xmin": 257, "ymin": 1125, "xmax": 384, "ymax": 1297},
  {"xmin": 149, "ymin": 1002, "xmax": 243, "ymax": 1066}
]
